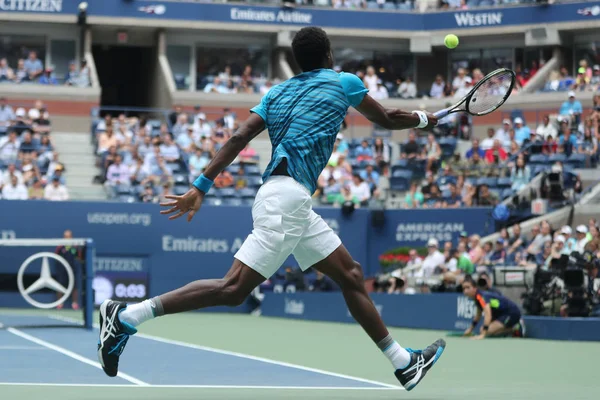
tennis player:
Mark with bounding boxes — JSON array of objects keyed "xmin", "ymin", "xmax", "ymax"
[{"xmin": 98, "ymin": 26, "xmax": 445, "ymax": 391}]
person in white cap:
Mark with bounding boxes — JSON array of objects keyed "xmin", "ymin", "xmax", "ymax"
[
  {"xmin": 559, "ymin": 91, "xmax": 583, "ymax": 121},
  {"xmin": 560, "ymin": 226, "xmax": 577, "ymax": 254},
  {"xmin": 495, "ymin": 118, "xmax": 512, "ymax": 145},
  {"xmin": 536, "ymin": 114, "xmax": 558, "ymax": 140},
  {"xmin": 420, "ymin": 238, "xmax": 446, "ymax": 278},
  {"xmin": 545, "ymin": 235, "xmax": 567, "ymax": 269},
  {"xmin": 575, "ymin": 225, "xmax": 590, "ymax": 254},
  {"xmin": 513, "ymin": 117, "xmax": 531, "ymax": 145}
]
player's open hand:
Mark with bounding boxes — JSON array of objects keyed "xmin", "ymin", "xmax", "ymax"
[{"xmin": 159, "ymin": 188, "xmax": 204, "ymax": 222}]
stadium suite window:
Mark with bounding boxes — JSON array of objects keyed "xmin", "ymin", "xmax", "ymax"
[
  {"xmin": 333, "ymin": 48, "xmax": 414, "ymax": 85},
  {"xmin": 0, "ymin": 34, "xmax": 46, "ymax": 72},
  {"xmin": 450, "ymin": 48, "xmax": 512, "ymax": 76},
  {"xmin": 167, "ymin": 45, "xmax": 192, "ymax": 90},
  {"xmin": 195, "ymin": 46, "xmax": 269, "ymax": 92},
  {"xmin": 574, "ymin": 42, "xmax": 600, "ymax": 71}
]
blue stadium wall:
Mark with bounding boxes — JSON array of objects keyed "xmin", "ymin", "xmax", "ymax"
[{"xmin": 0, "ymin": 200, "xmax": 493, "ymax": 304}]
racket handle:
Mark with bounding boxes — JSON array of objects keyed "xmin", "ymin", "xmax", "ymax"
[{"xmin": 433, "ymin": 108, "xmax": 450, "ymax": 119}]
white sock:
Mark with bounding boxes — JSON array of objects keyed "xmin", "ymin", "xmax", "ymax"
[
  {"xmin": 119, "ymin": 300, "xmax": 155, "ymax": 328},
  {"xmin": 378, "ymin": 336, "xmax": 411, "ymax": 370}
]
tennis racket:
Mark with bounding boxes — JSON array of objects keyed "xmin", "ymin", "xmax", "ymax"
[{"xmin": 433, "ymin": 68, "xmax": 516, "ymax": 119}]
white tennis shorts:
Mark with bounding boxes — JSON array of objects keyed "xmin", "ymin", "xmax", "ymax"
[{"xmin": 234, "ymin": 175, "xmax": 342, "ymax": 279}]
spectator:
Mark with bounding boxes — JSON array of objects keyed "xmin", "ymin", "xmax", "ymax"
[
  {"xmin": 0, "ymin": 58, "xmax": 15, "ymax": 82},
  {"xmin": 405, "ymin": 181, "xmax": 424, "ymax": 208},
  {"xmin": 579, "ymin": 127, "xmax": 598, "ymax": 166},
  {"xmin": 2, "ymin": 175, "xmax": 28, "ymax": 200},
  {"xmin": 24, "ymin": 51, "xmax": 43, "ymax": 81},
  {"xmin": 421, "ymin": 238, "xmax": 446, "ymax": 278},
  {"xmin": 333, "ymin": 185, "xmax": 360, "ymax": 208},
  {"xmin": 559, "ymin": 91, "xmax": 583, "ymax": 122},
  {"xmin": 401, "ymin": 131, "xmax": 421, "ymax": 160},
  {"xmin": 558, "ymin": 127, "xmax": 578, "ymax": 156},
  {"xmin": 397, "ymin": 76, "xmax": 417, "ymax": 99},
  {"xmin": 424, "ymin": 133, "xmax": 441, "ymax": 172},
  {"xmin": 495, "ymin": 118, "xmax": 512, "ymax": 146},
  {"xmin": 468, "ymin": 235, "xmax": 485, "ymax": 266},
  {"xmin": 97, "ymin": 126, "xmax": 118, "ymax": 155},
  {"xmin": 372, "ymin": 137, "xmax": 390, "ymax": 165},
  {"xmin": 443, "ymin": 183, "xmax": 463, "ymax": 208},
  {"xmin": 355, "ymin": 140, "xmax": 374, "ymax": 162},
  {"xmin": 28, "ymin": 178, "xmax": 44, "ymax": 199},
  {"xmin": 430, "ymin": 75, "xmax": 445, "ymax": 99},
  {"xmin": 476, "ymin": 184, "xmax": 498, "ymax": 206},
  {"xmin": 44, "ymin": 177, "xmax": 69, "ymax": 201},
  {"xmin": 465, "ymin": 138, "xmax": 485, "ymax": 159},
  {"xmin": 536, "ymin": 115, "xmax": 558, "ymax": 140},
  {"xmin": 575, "ymin": 225, "xmax": 590, "ymax": 254},
  {"xmin": 104, "ymin": 154, "xmax": 131, "ymax": 197},
  {"xmin": 510, "ymin": 155, "xmax": 531, "ymax": 192},
  {"xmin": 363, "ymin": 66, "xmax": 379, "ymax": 94},
  {"xmin": 481, "ymin": 128, "xmax": 495, "ymax": 151},
  {"xmin": 349, "ymin": 174, "xmax": 370, "ymax": 206},
  {"xmin": 140, "ymin": 185, "xmax": 158, "ymax": 203},
  {"xmin": 573, "ymin": 67, "xmax": 590, "ymax": 91},
  {"xmin": 238, "ymin": 143, "xmax": 258, "ymax": 164},
  {"xmin": 0, "ymin": 131, "xmax": 20, "ymax": 163},
  {"xmin": 360, "ymin": 164, "xmax": 379, "ymax": 194},
  {"xmin": 38, "ymin": 68, "xmax": 58, "ymax": 85},
  {"xmin": 485, "ymin": 140, "xmax": 507, "ymax": 165},
  {"xmin": 424, "ymin": 184, "xmax": 443, "ymax": 208},
  {"xmin": 214, "ymin": 170, "xmax": 234, "ymax": 188},
  {"xmin": 158, "ymin": 183, "xmax": 173, "ymax": 203},
  {"xmin": 159, "ymin": 134, "xmax": 180, "ymax": 162},
  {"xmin": 489, "ymin": 238, "xmax": 507, "ymax": 266},
  {"xmin": 527, "ymin": 221, "xmax": 552, "ymax": 257},
  {"xmin": 507, "ymin": 224, "xmax": 527, "ymax": 255},
  {"xmin": 14, "ymin": 59, "xmax": 27, "ymax": 83},
  {"xmin": 403, "ymin": 249, "xmax": 424, "ymax": 278},
  {"xmin": 559, "ymin": 226, "xmax": 577, "ymax": 254},
  {"xmin": 235, "ymin": 167, "xmax": 248, "ymax": 190},
  {"xmin": 372, "ymin": 80, "xmax": 389, "ymax": 100},
  {"xmin": 64, "ymin": 61, "xmax": 79, "ymax": 86},
  {"xmin": 0, "ymin": 97, "xmax": 15, "ymax": 132},
  {"xmin": 452, "ymin": 68, "xmax": 468, "ymax": 92},
  {"xmin": 454, "ymin": 76, "xmax": 472, "ymax": 99},
  {"xmin": 513, "ymin": 118, "xmax": 531, "ymax": 145}
]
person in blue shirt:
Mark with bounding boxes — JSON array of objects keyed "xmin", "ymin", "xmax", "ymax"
[
  {"xmin": 359, "ymin": 164, "xmax": 379, "ymax": 193},
  {"xmin": 462, "ymin": 276, "xmax": 524, "ymax": 339},
  {"xmin": 559, "ymin": 91, "xmax": 583, "ymax": 119},
  {"xmin": 558, "ymin": 129, "xmax": 578, "ymax": 156},
  {"xmin": 513, "ymin": 117, "xmax": 531, "ymax": 145},
  {"xmin": 97, "ymin": 26, "xmax": 445, "ymax": 391}
]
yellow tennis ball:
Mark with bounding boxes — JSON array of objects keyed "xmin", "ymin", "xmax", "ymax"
[{"xmin": 444, "ymin": 34, "xmax": 459, "ymax": 49}]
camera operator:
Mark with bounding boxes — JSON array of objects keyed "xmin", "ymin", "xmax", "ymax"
[
  {"xmin": 462, "ymin": 276, "xmax": 524, "ymax": 339},
  {"xmin": 559, "ymin": 251, "xmax": 600, "ymax": 317}
]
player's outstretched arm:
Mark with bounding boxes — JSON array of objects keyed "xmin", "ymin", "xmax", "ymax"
[
  {"xmin": 202, "ymin": 113, "xmax": 265, "ymax": 180},
  {"xmin": 355, "ymin": 95, "xmax": 438, "ymax": 130}
]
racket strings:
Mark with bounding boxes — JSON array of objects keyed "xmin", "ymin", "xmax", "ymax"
[{"xmin": 467, "ymin": 71, "xmax": 514, "ymax": 115}]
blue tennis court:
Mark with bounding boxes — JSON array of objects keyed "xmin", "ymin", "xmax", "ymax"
[{"xmin": 0, "ymin": 311, "xmax": 398, "ymax": 398}]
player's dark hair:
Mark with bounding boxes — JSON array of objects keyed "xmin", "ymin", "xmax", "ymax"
[
  {"xmin": 462, "ymin": 275, "xmax": 476, "ymax": 287},
  {"xmin": 292, "ymin": 27, "xmax": 331, "ymax": 72}
]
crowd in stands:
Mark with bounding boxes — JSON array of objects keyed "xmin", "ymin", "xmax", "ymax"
[
  {"xmin": 0, "ymin": 98, "xmax": 69, "ymax": 201},
  {"xmin": 0, "ymin": 52, "xmax": 90, "ymax": 87},
  {"xmin": 93, "ymin": 106, "xmax": 261, "ymax": 204},
  {"xmin": 543, "ymin": 60, "xmax": 600, "ymax": 93},
  {"xmin": 377, "ymin": 218, "xmax": 600, "ymax": 295}
]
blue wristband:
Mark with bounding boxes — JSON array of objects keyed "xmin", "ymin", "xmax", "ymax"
[{"xmin": 192, "ymin": 174, "xmax": 214, "ymax": 193}]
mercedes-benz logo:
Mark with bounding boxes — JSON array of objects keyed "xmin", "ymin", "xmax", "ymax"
[{"xmin": 17, "ymin": 252, "xmax": 74, "ymax": 309}]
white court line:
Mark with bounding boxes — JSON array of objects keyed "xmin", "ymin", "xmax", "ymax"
[
  {"xmin": 0, "ymin": 345, "xmax": 49, "ymax": 350},
  {"xmin": 0, "ymin": 382, "xmax": 398, "ymax": 390},
  {"xmin": 48, "ymin": 314, "xmax": 402, "ymax": 390},
  {"xmin": 6, "ymin": 327, "xmax": 149, "ymax": 386}
]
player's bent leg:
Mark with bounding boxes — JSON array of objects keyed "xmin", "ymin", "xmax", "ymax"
[
  {"xmin": 312, "ymin": 244, "xmax": 445, "ymax": 391},
  {"xmin": 98, "ymin": 259, "xmax": 265, "ymax": 378},
  {"xmin": 486, "ymin": 320, "xmax": 513, "ymax": 337}
]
